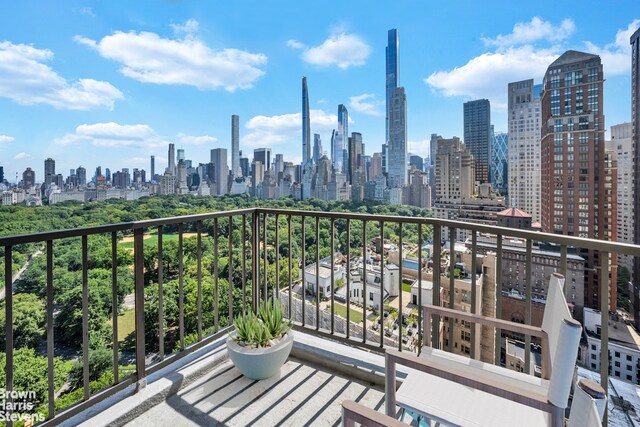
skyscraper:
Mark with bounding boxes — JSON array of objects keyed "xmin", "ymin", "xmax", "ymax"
[
  {"xmin": 231, "ymin": 115, "xmax": 240, "ymax": 177},
  {"xmin": 369, "ymin": 152, "xmax": 383, "ymax": 179},
  {"xmin": 302, "ymin": 77, "xmax": 311, "ymax": 167},
  {"xmin": 388, "ymin": 87, "xmax": 407, "ymax": 188},
  {"xmin": 348, "ymin": 132, "xmax": 364, "ymax": 185},
  {"xmin": 386, "ymin": 29, "xmax": 399, "ymax": 145},
  {"xmin": 168, "ymin": 143, "xmax": 176, "ymax": 175},
  {"xmin": 463, "ymin": 99, "xmax": 491, "ymax": 184},
  {"xmin": 254, "ymin": 148, "xmax": 271, "ymax": 172},
  {"xmin": 541, "ymin": 50, "xmax": 615, "ymax": 311},
  {"xmin": 150, "ymin": 155, "xmax": 155, "ymax": 180},
  {"xmin": 631, "ymin": 26, "xmax": 640, "ymax": 326},
  {"xmin": 313, "ymin": 134, "xmax": 322, "ymax": 164},
  {"xmin": 177, "ymin": 149, "xmax": 185, "ymax": 162},
  {"xmin": 76, "ymin": 166, "xmax": 87, "ymax": 186},
  {"xmin": 507, "ymin": 79, "xmax": 542, "ymax": 219},
  {"xmin": 22, "ymin": 167, "xmax": 35, "ymax": 189},
  {"xmin": 44, "ymin": 158, "xmax": 55, "ymax": 186},
  {"xmin": 210, "ymin": 148, "xmax": 229, "ymax": 195},
  {"xmin": 434, "ymin": 137, "xmax": 475, "ymax": 204},
  {"xmin": 333, "ymin": 105, "xmax": 348, "ymax": 173},
  {"xmin": 490, "ymin": 126, "xmax": 508, "ymax": 196}
]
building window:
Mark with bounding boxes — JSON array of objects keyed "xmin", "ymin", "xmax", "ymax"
[
  {"xmin": 615, "ymin": 351, "xmax": 621, "ymax": 358},
  {"xmin": 591, "ymin": 344, "xmax": 596, "ymax": 350},
  {"xmin": 591, "ymin": 354, "xmax": 596, "ymax": 360}
]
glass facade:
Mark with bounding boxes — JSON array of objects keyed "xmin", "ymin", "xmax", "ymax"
[{"xmin": 490, "ymin": 126, "xmax": 508, "ymax": 196}]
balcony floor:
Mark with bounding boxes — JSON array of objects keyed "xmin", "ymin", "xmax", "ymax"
[{"xmin": 125, "ymin": 356, "xmax": 384, "ymax": 426}]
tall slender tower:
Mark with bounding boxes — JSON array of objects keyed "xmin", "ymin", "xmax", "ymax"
[
  {"xmin": 386, "ymin": 29, "xmax": 399, "ymax": 145},
  {"xmin": 507, "ymin": 79, "xmax": 541, "ymax": 220},
  {"xmin": 333, "ymin": 105, "xmax": 349, "ymax": 173},
  {"xmin": 44, "ymin": 158, "xmax": 55, "ymax": 185},
  {"xmin": 388, "ymin": 87, "xmax": 407, "ymax": 188},
  {"xmin": 302, "ymin": 77, "xmax": 311, "ymax": 167},
  {"xmin": 150, "ymin": 155, "xmax": 155, "ymax": 180},
  {"xmin": 631, "ymin": 27, "xmax": 640, "ymax": 326},
  {"xmin": 541, "ymin": 50, "xmax": 615, "ymax": 312},
  {"xmin": 168, "ymin": 143, "xmax": 176, "ymax": 175},
  {"xmin": 313, "ymin": 134, "xmax": 322, "ymax": 164},
  {"xmin": 463, "ymin": 99, "xmax": 491, "ymax": 184},
  {"xmin": 231, "ymin": 114, "xmax": 240, "ymax": 177}
]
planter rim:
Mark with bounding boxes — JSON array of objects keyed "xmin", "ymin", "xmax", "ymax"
[{"xmin": 227, "ymin": 330, "xmax": 294, "ymax": 356}]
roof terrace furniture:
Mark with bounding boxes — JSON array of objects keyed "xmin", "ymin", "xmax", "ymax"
[{"xmin": 385, "ymin": 272, "xmax": 582, "ymax": 427}]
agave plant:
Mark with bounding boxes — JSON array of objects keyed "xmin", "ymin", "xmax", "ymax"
[{"xmin": 233, "ymin": 299, "xmax": 292, "ymax": 347}]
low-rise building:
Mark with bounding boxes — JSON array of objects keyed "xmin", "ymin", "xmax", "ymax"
[{"xmin": 583, "ymin": 307, "xmax": 640, "ymax": 385}]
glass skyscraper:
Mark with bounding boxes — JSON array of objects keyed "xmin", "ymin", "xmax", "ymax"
[
  {"xmin": 463, "ymin": 99, "xmax": 491, "ymax": 184},
  {"xmin": 388, "ymin": 87, "xmax": 407, "ymax": 188},
  {"xmin": 333, "ymin": 104, "xmax": 348, "ymax": 173},
  {"xmin": 489, "ymin": 126, "xmax": 508, "ymax": 196},
  {"xmin": 386, "ymin": 29, "xmax": 399, "ymax": 145},
  {"xmin": 302, "ymin": 77, "xmax": 311, "ymax": 168}
]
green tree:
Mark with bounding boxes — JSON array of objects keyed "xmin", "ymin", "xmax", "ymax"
[{"xmin": 0, "ymin": 293, "xmax": 46, "ymax": 349}]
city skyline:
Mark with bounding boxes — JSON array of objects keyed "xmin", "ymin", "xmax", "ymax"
[{"xmin": 0, "ymin": 2, "xmax": 638, "ymax": 180}]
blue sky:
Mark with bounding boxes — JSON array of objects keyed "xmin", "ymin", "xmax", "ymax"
[{"xmin": 0, "ymin": 1, "xmax": 638, "ymax": 182}]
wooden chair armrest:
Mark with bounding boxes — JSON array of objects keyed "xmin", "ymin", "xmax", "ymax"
[{"xmin": 342, "ymin": 400, "xmax": 407, "ymax": 427}]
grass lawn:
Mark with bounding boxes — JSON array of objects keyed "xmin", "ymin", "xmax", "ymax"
[
  {"xmin": 118, "ymin": 232, "xmax": 184, "ymax": 250},
  {"xmin": 402, "ymin": 283, "xmax": 412, "ymax": 293},
  {"xmin": 329, "ymin": 302, "xmax": 364, "ymax": 323},
  {"xmin": 108, "ymin": 309, "xmax": 136, "ymax": 343}
]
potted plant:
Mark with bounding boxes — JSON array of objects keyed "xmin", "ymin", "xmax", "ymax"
[{"xmin": 227, "ymin": 299, "xmax": 293, "ymax": 380}]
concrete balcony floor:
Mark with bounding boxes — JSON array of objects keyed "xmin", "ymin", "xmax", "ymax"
[
  {"xmin": 127, "ymin": 356, "xmax": 385, "ymax": 426},
  {"xmin": 66, "ymin": 331, "xmax": 389, "ymax": 427}
]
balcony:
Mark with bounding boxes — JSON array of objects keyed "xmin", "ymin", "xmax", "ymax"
[{"xmin": 1, "ymin": 207, "xmax": 639, "ymax": 426}]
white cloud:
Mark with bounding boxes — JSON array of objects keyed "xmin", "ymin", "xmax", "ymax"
[
  {"xmin": 242, "ymin": 109, "xmax": 337, "ymax": 149},
  {"xmin": 349, "ymin": 93, "xmax": 384, "ymax": 116},
  {"xmin": 584, "ymin": 19, "xmax": 640, "ymax": 76},
  {"xmin": 296, "ymin": 33, "xmax": 371, "ymax": 69},
  {"xmin": 170, "ymin": 19, "xmax": 199, "ymax": 36},
  {"xmin": 0, "ymin": 41, "xmax": 123, "ymax": 110},
  {"xmin": 286, "ymin": 39, "xmax": 305, "ymax": 50},
  {"xmin": 482, "ymin": 17, "xmax": 575, "ymax": 48},
  {"xmin": 0, "ymin": 135, "xmax": 14, "ymax": 143},
  {"xmin": 78, "ymin": 7, "xmax": 95, "ymax": 17},
  {"xmin": 75, "ymin": 21, "xmax": 268, "ymax": 92},
  {"xmin": 408, "ymin": 140, "xmax": 430, "ymax": 159},
  {"xmin": 55, "ymin": 122, "xmax": 166, "ymax": 148},
  {"xmin": 177, "ymin": 133, "xmax": 217, "ymax": 145},
  {"xmin": 425, "ymin": 19, "xmax": 640, "ymax": 109},
  {"xmin": 14, "ymin": 152, "xmax": 30, "ymax": 160}
]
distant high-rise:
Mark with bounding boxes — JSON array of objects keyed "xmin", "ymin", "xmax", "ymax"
[
  {"xmin": 381, "ymin": 143, "xmax": 389, "ymax": 174},
  {"xmin": 333, "ymin": 105, "xmax": 349, "ymax": 173},
  {"xmin": 168, "ymin": 143, "xmax": 176, "ymax": 175},
  {"xmin": 409, "ymin": 155, "xmax": 423, "ymax": 172},
  {"xmin": 348, "ymin": 132, "xmax": 364, "ymax": 185},
  {"xmin": 313, "ymin": 134, "xmax": 322, "ymax": 164},
  {"xmin": 22, "ymin": 167, "xmax": 35, "ymax": 189},
  {"xmin": 541, "ymin": 50, "xmax": 615, "ymax": 311},
  {"xmin": 44, "ymin": 158, "xmax": 55, "ymax": 185},
  {"xmin": 507, "ymin": 79, "xmax": 542, "ymax": 219},
  {"xmin": 369, "ymin": 152, "xmax": 383, "ymax": 179},
  {"xmin": 631, "ymin": 26, "xmax": 640, "ymax": 326},
  {"xmin": 388, "ymin": 87, "xmax": 407, "ymax": 188},
  {"xmin": 463, "ymin": 99, "xmax": 491, "ymax": 184},
  {"xmin": 231, "ymin": 115, "xmax": 240, "ymax": 177},
  {"xmin": 434, "ymin": 137, "xmax": 475, "ymax": 204},
  {"xmin": 210, "ymin": 148, "xmax": 229, "ymax": 195},
  {"xmin": 386, "ymin": 29, "xmax": 399, "ymax": 145},
  {"xmin": 254, "ymin": 148, "xmax": 271, "ymax": 172},
  {"xmin": 274, "ymin": 154, "xmax": 284, "ymax": 174},
  {"xmin": 490, "ymin": 126, "xmax": 508, "ymax": 196},
  {"xmin": 177, "ymin": 149, "xmax": 185, "ymax": 162},
  {"xmin": 76, "ymin": 166, "xmax": 87, "ymax": 186},
  {"xmin": 0, "ymin": 166, "xmax": 4, "ymax": 183},
  {"xmin": 150, "ymin": 155, "xmax": 155, "ymax": 180},
  {"xmin": 302, "ymin": 77, "xmax": 311, "ymax": 167}
]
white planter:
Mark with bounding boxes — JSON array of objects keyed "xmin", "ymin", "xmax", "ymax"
[{"xmin": 227, "ymin": 331, "xmax": 294, "ymax": 380}]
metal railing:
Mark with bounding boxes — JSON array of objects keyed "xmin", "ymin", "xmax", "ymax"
[{"xmin": 1, "ymin": 207, "xmax": 639, "ymax": 426}]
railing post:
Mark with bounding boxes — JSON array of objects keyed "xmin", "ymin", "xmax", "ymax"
[
  {"xmin": 251, "ymin": 211, "xmax": 259, "ymax": 312},
  {"xmin": 134, "ymin": 227, "xmax": 146, "ymax": 391},
  {"xmin": 601, "ymin": 251, "xmax": 610, "ymax": 427},
  {"xmin": 5, "ymin": 246, "xmax": 14, "ymax": 427}
]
